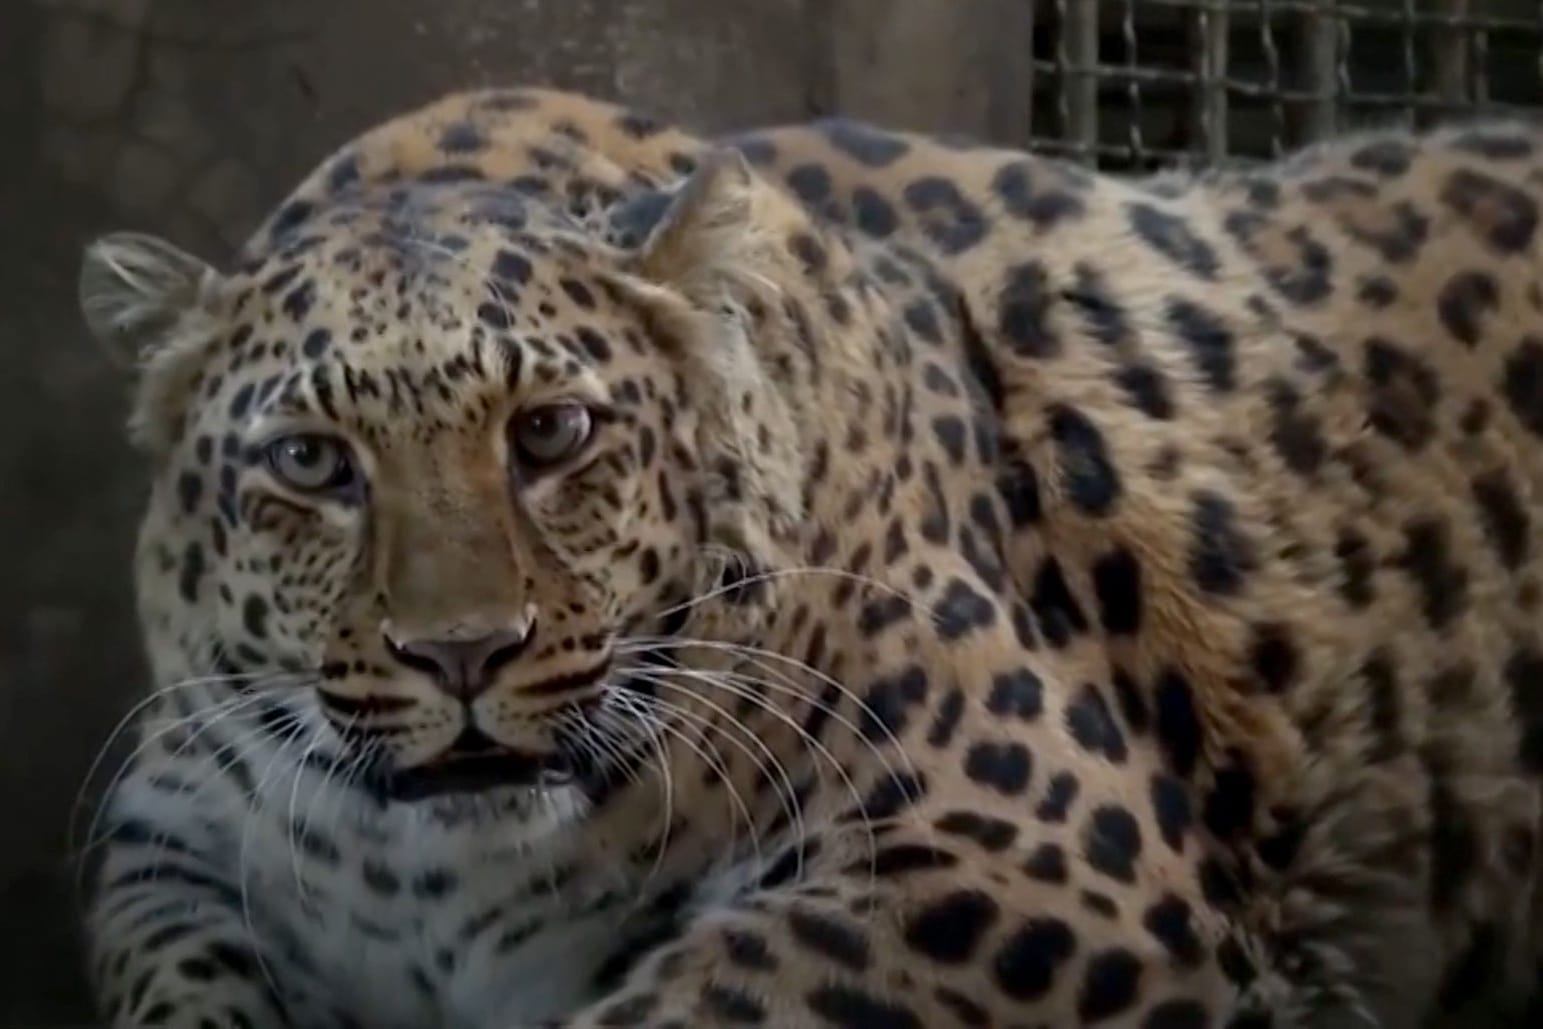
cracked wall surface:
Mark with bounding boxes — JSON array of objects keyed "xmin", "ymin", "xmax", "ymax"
[{"xmin": 1, "ymin": 0, "xmax": 1031, "ymax": 1021}]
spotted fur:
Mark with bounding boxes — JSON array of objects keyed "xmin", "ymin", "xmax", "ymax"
[{"xmin": 76, "ymin": 86, "xmax": 1543, "ymax": 1029}]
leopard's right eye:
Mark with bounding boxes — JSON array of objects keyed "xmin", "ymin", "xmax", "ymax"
[
  {"xmin": 263, "ymin": 434, "xmax": 358, "ymax": 496},
  {"xmin": 509, "ymin": 403, "xmax": 595, "ymax": 471}
]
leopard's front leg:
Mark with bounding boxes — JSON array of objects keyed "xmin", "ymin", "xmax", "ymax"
[
  {"xmin": 87, "ymin": 821, "xmax": 293, "ymax": 1029},
  {"xmin": 553, "ymin": 827, "xmax": 1247, "ymax": 1029}
]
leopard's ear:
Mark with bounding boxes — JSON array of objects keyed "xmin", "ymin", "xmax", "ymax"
[
  {"xmin": 78, "ymin": 231, "xmax": 223, "ymax": 453},
  {"xmin": 612, "ymin": 150, "xmax": 808, "ymax": 560},
  {"xmin": 630, "ymin": 148, "xmax": 784, "ymax": 306},
  {"xmin": 79, "ymin": 231, "xmax": 218, "ymax": 365}
]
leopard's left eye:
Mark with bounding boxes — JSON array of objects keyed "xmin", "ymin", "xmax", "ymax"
[{"xmin": 509, "ymin": 403, "xmax": 594, "ymax": 469}]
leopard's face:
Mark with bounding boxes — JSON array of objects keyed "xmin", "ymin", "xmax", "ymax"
[{"xmin": 119, "ymin": 180, "xmax": 781, "ymax": 802}]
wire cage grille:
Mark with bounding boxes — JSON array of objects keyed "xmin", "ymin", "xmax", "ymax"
[{"xmin": 1027, "ymin": 0, "xmax": 1543, "ymax": 170}]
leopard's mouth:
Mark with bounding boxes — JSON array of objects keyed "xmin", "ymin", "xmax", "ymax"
[
  {"xmin": 386, "ymin": 725, "xmax": 575, "ymax": 801},
  {"xmin": 381, "ymin": 663, "xmax": 655, "ymax": 803}
]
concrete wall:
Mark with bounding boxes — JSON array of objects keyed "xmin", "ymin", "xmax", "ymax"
[{"xmin": 0, "ymin": 0, "xmax": 1032, "ymax": 1021}]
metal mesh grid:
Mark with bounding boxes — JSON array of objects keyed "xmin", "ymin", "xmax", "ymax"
[{"xmin": 1026, "ymin": 0, "xmax": 1543, "ymax": 170}]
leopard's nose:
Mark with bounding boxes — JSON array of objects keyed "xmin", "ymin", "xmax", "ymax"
[{"xmin": 385, "ymin": 621, "xmax": 535, "ymax": 700}]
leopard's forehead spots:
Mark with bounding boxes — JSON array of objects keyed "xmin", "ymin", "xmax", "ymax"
[{"xmin": 211, "ymin": 186, "xmax": 645, "ymax": 439}]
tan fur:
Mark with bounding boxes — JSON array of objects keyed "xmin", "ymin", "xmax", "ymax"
[{"xmin": 82, "ymin": 85, "xmax": 1543, "ymax": 1028}]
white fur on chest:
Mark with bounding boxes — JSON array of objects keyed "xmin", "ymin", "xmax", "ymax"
[
  {"xmin": 115, "ymin": 734, "xmax": 641, "ymax": 1029},
  {"xmin": 276, "ymin": 797, "xmax": 620, "ymax": 1029}
]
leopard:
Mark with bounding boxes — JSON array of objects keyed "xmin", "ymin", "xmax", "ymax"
[{"xmin": 74, "ymin": 83, "xmax": 1543, "ymax": 1029}]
